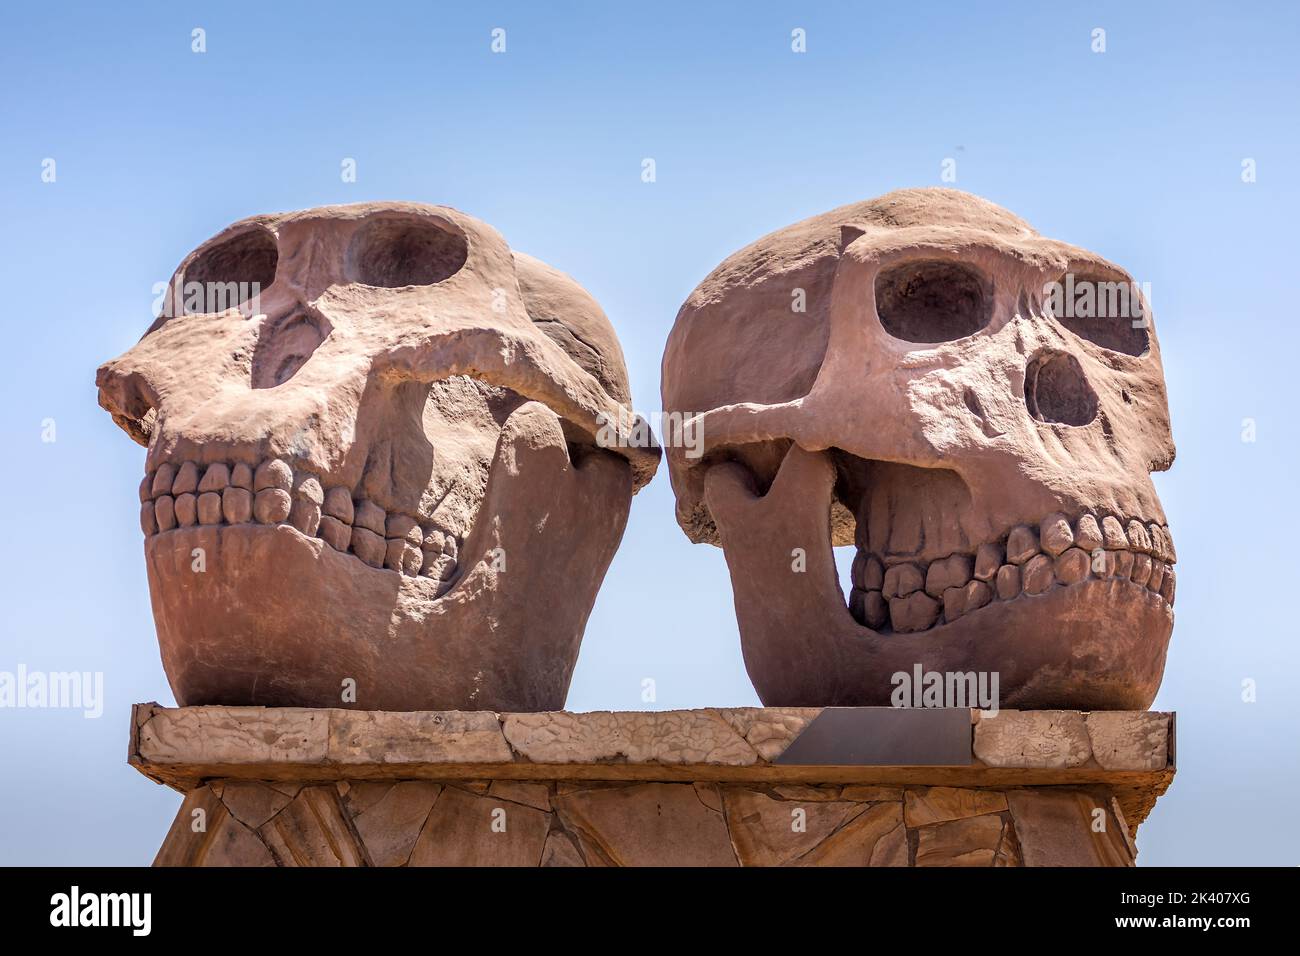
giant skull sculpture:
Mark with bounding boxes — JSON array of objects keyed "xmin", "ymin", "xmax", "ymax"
[
  {"xmin": 97, "ymin": 202, "xmax": 658, "ymax": 711},
  {"xmin": 662, "ymin": 189, "xmax": 1175, "ymax": 710}
]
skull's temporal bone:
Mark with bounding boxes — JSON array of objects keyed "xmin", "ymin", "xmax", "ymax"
[
  {"xmin": 662, "ymin": 188, "xmax": 1175, "ymax": 710},
  {"xmin": 98, "ymin": 202, "xmax": 658, "ymax": 711}
]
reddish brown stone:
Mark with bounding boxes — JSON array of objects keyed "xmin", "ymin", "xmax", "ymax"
[
  {"xmin": 1006, "ymin": 790, "xmax": 1133, "ymax": 867},
  {"xmin": 658, "ymin": 189, "xmax": 1176, "ymax": 711},
  {"xmin": 723, "ymin": 788, "xmax": 862, "ymax": 866},
  {"xmin": 995, "ymin": 563, "xmax": 1021, "ymax": 600},
  {"xmin": 882, "ymin": 562, "xmax": 923, "ymax": 599},
  {"xmin": 95, "ymin": 203, "xmax": 659, "ymax": 712},
  {"xmin": 795, "ymin": 802, "xmax": 907, "ymax": 867},
  {"xmin": 219, "ymin": 781, "xmax": 292, "ymax": 829},
  {"xmin": 221, "ymin": 486, "xmax": 252, "ymax": 524},
  {"xmin": 259, "ymin": 786, "xmax": 366, "ymax": 867},
  {"xmin": 151, "ymin": 784, "xmax": 275, "ymax": 868},
  {"xmin": 353, "ymin": 782, "xmax": 441, "ymax": 867},
  {"xmin": 1074, "ymin": 514, "xmax": 1103, "ymax": 552},
  {"xmin": 409, "ymin": 785, "xmax": 551, "ymax": 867},
  {"xmin": 926, "ymin": 554, "xmax": 973, "ymax": 598},
  {"xmin": 1022, "ymin": 553, "xmax": 1055, "ymax": 595},
  {"xmin": 903, "ymin": 787, "xmax": 1008, "ymax": 827},
  {"xmin": 554, "ymin": 783, "xmax": 735, "ymax": 867},
  {"xmin": 889, "ymin": 590, "xmax": 941, "ymax": 632},
  {"xmin": 839, "ymin": 785, "xmax": 903, "ymax": 803},
  {"xmin": 1054, "ymin": 547, "xmax": 1090, "ymax": 585},
  {"xmin": 540, "ymin": 830, "xmax": 586, "ymax": 867},
  {"xmin": 173, "ymin": 493, "xmax": 197, "ymax": 527},
  {"xmin": 1006, "ymin": 525, "xmax": 1040, "ymax": 565},
  {"xmin": 1039, "ymin": 512, "xmax": 1074, "ymax": 557},
  {"xmin": 915, "ymin": 813, "xmax": 1004, "ymax": 866}
]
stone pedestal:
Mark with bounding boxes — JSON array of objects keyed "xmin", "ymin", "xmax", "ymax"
[{"xmin": 131, "ymin": 703, "xmax": 1173, "ymax": 867}]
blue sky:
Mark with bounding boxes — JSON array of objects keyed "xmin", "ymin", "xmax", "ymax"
[{"xmin": 1, "ymin": 1, "xmax": 1297, "ymax": 865}]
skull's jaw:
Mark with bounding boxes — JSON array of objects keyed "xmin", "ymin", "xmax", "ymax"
[
  {"xmin": 142, "ymin": 401, "xmax": 631, "ymax": 711},
  {"xmin": 704, "ymin": 445, "xmax": 1174, "ymax": 710}
]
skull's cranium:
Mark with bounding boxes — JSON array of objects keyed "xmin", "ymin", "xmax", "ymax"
[
  {"xmin": 97, "ymin": 202, "xmax": 658, "ymax": 711},
  {"xmin": 662, "ymin": 188, "xmax": 1175, "ymax": 710}
]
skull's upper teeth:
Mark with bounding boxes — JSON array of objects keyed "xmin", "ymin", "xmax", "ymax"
[
  {"xmin": 850, "ymin": 510, "xmax": 1176, "ymax": 633},
  {"xmin": 139, "ymin": 457, "xmax": 461, "ymax": 593}
]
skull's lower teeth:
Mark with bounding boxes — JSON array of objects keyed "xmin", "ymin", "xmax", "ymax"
[
  {"xmin": 848, "ymin": 511, "xmax": 1176, "ymax": 633},
  {"xmin": 138, "ymin": 457, "xmax": 461, "ymax": 591}
]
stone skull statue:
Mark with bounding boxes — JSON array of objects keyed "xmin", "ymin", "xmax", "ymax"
[
  {"xmin": 662, "ymin": 189, "xmax": 1175, "ymax": 710},
  {"xmin": 97, "ymin": 202, "xmax": 658, "ymax": 711}
]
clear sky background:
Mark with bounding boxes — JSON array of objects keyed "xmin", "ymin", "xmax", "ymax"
[{"xmin": 1, "ymin": 1, "xmax": 1297, "ymax": 865}]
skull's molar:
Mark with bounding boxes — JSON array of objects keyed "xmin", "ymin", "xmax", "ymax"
[
  {"xmin": 139, "ymin": 456, "xmax": 463, "ymax": 592},
  {"xmin": 849, "ymin": 511, "xmax": 1176, "ymax": 634}
]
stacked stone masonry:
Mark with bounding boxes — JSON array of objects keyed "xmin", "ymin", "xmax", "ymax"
[{"xmin": 134, "ymin": 705, "xmax": 1173, "ymax": 868}]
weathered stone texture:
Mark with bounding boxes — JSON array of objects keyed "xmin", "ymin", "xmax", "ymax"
[
  {"xmin": 352, "ymin": 782, "xmax": 441, "ymax": 867},
  {"xmin": 259, "ymin": 786, "xmax": 367, "ymax": 867},
  {"xmin": 973, "ymin": 711, "xmax": 1091, "ymax": 768},
  {"xmin": 903, "ymin": 786, "xmax": 1009, "ymax": 827},
  {"xmin": 99, "ymin": 203, "xmax": 660, "ymax": 714},
  {"xmin": 502, "ymin": 710, "xmax": 757, "ymax": 766},
  {"xmin": 153, "ymin": 778, "xmax": 1142, "ymax": 868},
  {"xmin": 140, "ymin": 705, "xmax": 1170, "ymax": 867},
  {"xmin": 661, "ymin": 189, "xmax": 1177, "ymax": 713},
  {"xmin": 409, "ymin": 785, "xmax": 550, "ymax": 867},
  {"xmin": 1007, "ymin": 789, "xmax": 1134, "ymax": 866},
  {"xmin": 722, "ymin": 788, "xmax": 862, "ymax": 866},
  {"xmin": 330, "ymin": 710, "xmax": 513, "ymax": 766},
  {"xmin": 915, "ymin": 813, "xmax": 1006, "ymax": 867},
  {"xmin": 556, "ymin": 783, "xmax": 736, "ymax": 866},
  {"xmin": 1086, "ymin": 711, "xmax": 1171, "ymax": 771}
]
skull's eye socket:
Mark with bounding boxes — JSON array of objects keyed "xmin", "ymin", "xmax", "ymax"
[
  {"xmin": 1046, "ymin": 271, "xmax": 1150, "ymax": 356},
  {"xmin": 182, "ymin": 229, "xmax": 278, "ymax": 314},
  {"xmin": 348, "ymin": 217, "xmax": 468, "ymax": 288},
  {"xmin": 874, "ymin": 260, "xmax": 991, "ymax": 343}
]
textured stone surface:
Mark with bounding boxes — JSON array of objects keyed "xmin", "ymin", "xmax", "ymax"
[
  {"xmin": 840, "ymin": 785, "xmax": 904, "ymax": 803},
  {"xmin": 132, "ymin": 703, "xmax": 1172, "ymax": 790},
  {"xmin": 555, "ymin": 783, "xmax": 736, "ymax": 866},
  {"xmin": 259, "ymin": 786, "xmax": 366, "ymax": 867},
  {"xmin": 794, "ymin": 802, "xmax": 907, "ymax": 867},
  {"xmin": 219, "ymin": 781, "xmax": 292, "ymax": 829},
  {"xmin": 97, "ymin": 203, "xmax": 660, "ymax": 713},
  {"xmin": 352, "ymin": 782, "xmax": 441, "ymax": 867},
  {"xmin": 153, "ymin": 786, "xmax": 276, "ymax": 867},
  {"xmin": 138, "ymin": 704, "xmax": 1172, "ymax": 866},
  {"xmin": 915, "ymin": 813, "xmax": 1006, "ymax": 867},
  {"xmin": 722, "ymin": 788, "xmax": 862, "ymax": 866},
  {"xmin": 771, "ymin": 784, "xmax": 842, "ymax": 802},
  {"xmin": 1087, "ymin": 711, "xmax": 1171, "ymax": 771},
  {"xmin": 973, "ymin": 711, "xmax": 1091, "ymax": 768},
  {"xmin": 661, "ymin": 188, "xmax": 1176, "ymax": 711},
  {"xmin": 139, "ymin": 705, "xmax": 331, "ymax": 766},
  {"xmin": 717, "ymin": 707, "xmax": 820, "ymax": 761},
  {"xmin": 408, "ymin": 785, "xmax": 550, "ymax": 866},
  {"xmin": 502, "ymin": 710, "xmax": 757, "ymax": 766},
  {"xmin": 339, "ymin": 781, "xmax": 393, "ymax": 816},
  {"xmin": 1007, "ymin": 789, "xmax": 1134, "ymax": 866},
  {"xmin": 903, "ymin": 787, "xmax": 1008, "ymax": 827},
  {"xmin": 153, "ymin": 776, "xmax": 1149, "ymax": 868},
  {"xmin": 540, "ymin": 830, "xmax": 585, "ymax": 867},
  {"xmin": 488, "ymin": 780, "xmax": 552, "ymax": 811},
  {"xmin": 330, "ymin": 710, "xmax": 513, "ymax": 765}
]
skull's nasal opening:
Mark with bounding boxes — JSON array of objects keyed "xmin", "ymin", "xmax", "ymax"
[{"xmin": 1024, "ymin": 350, "xmax": 1099, "ymax": 426}]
